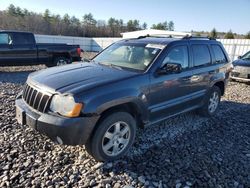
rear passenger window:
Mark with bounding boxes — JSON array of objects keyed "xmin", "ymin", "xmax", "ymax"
[
  {"xmin": 211, "ymin": 45, "xmax": 227, "ymax": 63},
  {"xmin": 192, "ymin": 45, "xmax": 211, "ymax": 67}
]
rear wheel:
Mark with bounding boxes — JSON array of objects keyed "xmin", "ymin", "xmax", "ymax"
[
  {"xmin": 198, "ymin": 86, "xmax": 221, "ymax": 117},
  {"xmin": 86, "ymin": 112, "xmax": 136, "ymax": 161},
  {"xmin": 54, "ymin": 57, "xmax": 70, "ymax": 66},
  {"xmin": 47, "ymin": 56, "xmax": 70, "ymax": 67}
]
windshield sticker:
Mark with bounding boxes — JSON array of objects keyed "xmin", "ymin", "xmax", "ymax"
[{"xmin": 146, "ymin": 44, "xmax": 166, "ymax": 50}]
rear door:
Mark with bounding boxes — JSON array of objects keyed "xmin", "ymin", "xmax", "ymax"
[
  {"xmin": 189, "ymin": 42, "xmax": 213, "ymax": 104},
  {"xmin": 148, "ymin": 42, "xmax": 194, "ymax": 122},
  {"xmin": 11, "ymin": 32, "xmax": 37, "ymax": 65}
]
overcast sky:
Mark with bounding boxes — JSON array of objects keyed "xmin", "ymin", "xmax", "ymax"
[{"xmin": 0, "ymin": 0, "xmax": 250, "ymax": 34}]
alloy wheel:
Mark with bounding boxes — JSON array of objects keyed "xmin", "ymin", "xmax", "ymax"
[
  {"xmin": 208, "ymin": 91, "xmax": 219, "ymax": 113},
  {"xmin": 101, "ymin": 121, "xmax": 131, "ymax": 157}
]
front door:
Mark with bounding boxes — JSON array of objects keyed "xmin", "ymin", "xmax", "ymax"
[
  {"xmin": 11, "ymin": 32, "xmax": 37, "ymax": 65},
  {"xmin": 0, "ymin": 32, "xmax": 15, "ymax": 65},
  {"xmin": 148, "ymin": 44, "xmax": 194, "ymax": 123}
]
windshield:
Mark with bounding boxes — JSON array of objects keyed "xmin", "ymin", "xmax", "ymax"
[
  {"xmin": 93, "ymin": 42, "xmax": 164, "ymax": 71},
  {"xmin": 242, "ymin": 51, "xmax": 250, "ymax": 60}
]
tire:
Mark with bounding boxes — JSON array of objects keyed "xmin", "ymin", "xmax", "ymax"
[
  {"xmin": 198, "ymin": 86, "xmax": 221, "ymax": 117},
  {"xmin": 47, "ymin": 56, "xmax": 70, "ymax": 67},
  {"xmin": 86, "ymin": 112, "xmax": 136, "ymax": 162}
]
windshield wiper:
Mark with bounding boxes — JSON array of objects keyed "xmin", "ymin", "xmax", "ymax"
[
  {"xmin": 83, "ymin": 59, "xmax": 95, "ymax": 63},
  {"xmin": 242, "ymin": 58, "xmax": 250, "ymax": 60},
  {"xmin": 98, "ymin": 62, "xmax": 123, "ymax": 70}
]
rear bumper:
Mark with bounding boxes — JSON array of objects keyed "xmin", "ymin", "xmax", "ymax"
[{"xmin": 15, "ymin": 97, "xmax": 99, "ymax": 145}]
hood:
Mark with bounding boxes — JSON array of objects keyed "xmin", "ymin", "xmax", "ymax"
[
  {"xmin": 27, "ymin": 63, "xmax": 137, "ymax": 94},
  {"xmin": 233, "ymin": 59, "xmax": 250, "ymax": 67}
]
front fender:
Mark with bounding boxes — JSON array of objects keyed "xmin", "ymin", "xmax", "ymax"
[{"xmin": 82, "ymin": 88, "xmax": 149, "ymax": 122}]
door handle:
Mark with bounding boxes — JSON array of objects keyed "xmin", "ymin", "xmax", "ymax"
[
  {"xmin": 182, "ymin": 75, "xmax": 200, "ymax": 81},
  {"xmin": 191, "ymin": 75, "xmax": 200, "ymax": 81}
]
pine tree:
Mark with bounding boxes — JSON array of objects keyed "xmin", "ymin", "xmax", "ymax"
[
  {"xmin": 224, "ymin": 30, "xmax": 235, "ymax": 39},
  {"xmin": 245, "ymin": 31, "xmax": 250, "ymax": 39},
  {"xmin": 210, "ymin": 28, "xmax": 218, "ymax": 38}
]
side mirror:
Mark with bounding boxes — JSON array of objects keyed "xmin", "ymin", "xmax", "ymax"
[
  {"xmin": 238, "ymin": 56, "xmax": 242, "ymax": 59},
  {"xmin": 157, "ymin": 63, "xmax": 182, "ymax": 75}
]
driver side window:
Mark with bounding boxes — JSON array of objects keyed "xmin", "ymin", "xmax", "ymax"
[
  {"xmin": 0, "ymin": 33, "xmax": 11, "ymax": 45},
  {"xmin": 162, "ymin": 46, "xmax": 189, "ymax": 69}
]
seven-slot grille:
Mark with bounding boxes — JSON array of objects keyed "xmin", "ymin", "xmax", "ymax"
[{"xmin": 22, "ymin": 84, "xmax": 51, "ymax": 113}]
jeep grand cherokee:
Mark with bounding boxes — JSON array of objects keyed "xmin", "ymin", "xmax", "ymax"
[{"xmin": 16, "ymin": 36, "xmax": 231, "ymax": 161}]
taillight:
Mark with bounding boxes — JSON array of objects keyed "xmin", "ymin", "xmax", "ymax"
[{"xmin": 77, "ymin": 48, "xmax": 81, "ymax": 56}]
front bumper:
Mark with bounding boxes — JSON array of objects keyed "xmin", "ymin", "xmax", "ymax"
[
  {"xmin": 15, "ymin": 97, "xmax": 99, "ymax": 145},
  {"xmin": 230, "ymin": 76, "xmax": 250, "ymax": 82}
]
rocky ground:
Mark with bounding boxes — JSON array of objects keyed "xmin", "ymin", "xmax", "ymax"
[{"xmin": 0, "ymin": 64, "xmax": 250, "ymax": 188}]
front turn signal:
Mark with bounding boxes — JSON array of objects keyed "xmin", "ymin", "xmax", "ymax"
[{"xmin": 66, "ymin": 103, "xmax": 83, "ymax": 117}]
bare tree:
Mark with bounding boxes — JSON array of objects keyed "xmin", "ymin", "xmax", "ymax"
[{"xmin": 0, "ymin": 4, "xmax": 177, "ymax": 37}]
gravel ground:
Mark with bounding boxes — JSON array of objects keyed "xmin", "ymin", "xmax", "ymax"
[{"xmin": 0, "ymin": 65, "xmax": 250, "ymax": 188}]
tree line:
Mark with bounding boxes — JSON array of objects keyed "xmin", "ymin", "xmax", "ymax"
[
  {"xmin": 1, "ymin": 4, "xmax": 249, "ymax": 39},
  {"xmin": 194, "ymin": 28, "xmax": 250, "ymax": 39},
  {"xmin": 0, "ymin": 4, "xmax": 174, "ymax": 37}
]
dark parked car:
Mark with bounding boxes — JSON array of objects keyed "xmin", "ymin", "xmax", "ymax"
[
  {"xmin": 231, "ymin": 51, "xmax": 250, "ymax": 82},
  {"xmin": 0, "ymin": 31, "xmax": 81, "ymax": 67},
  {"xmin": 16, "ymin": 36, "xmax": 231, "ymax": 161}
]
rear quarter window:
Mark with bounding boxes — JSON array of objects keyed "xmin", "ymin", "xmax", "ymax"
[
  {"xmin": 211, "ymin": 45, "xmax": 227, "ymax": 63},
  {"xmin": 192, "ymin": 44, "xmax": 211, "ymax": 67}
]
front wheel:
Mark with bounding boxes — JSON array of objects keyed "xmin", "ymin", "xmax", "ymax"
[
  {"xmin": 198, "ymin": 86, "xmax": 221, "ymax": 117},
  {"xmin": 86, "ymin": 112, "xmax": 136, "ymax": 162}
]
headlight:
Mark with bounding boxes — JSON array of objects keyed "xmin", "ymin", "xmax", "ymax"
[{"xmin": 50, "ymin": 94, "xmax": 83, "ymax": 117}]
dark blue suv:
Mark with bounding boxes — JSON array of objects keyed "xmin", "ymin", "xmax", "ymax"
[{"xmin": 16, "ymin": 36, "xmax": 231, "ymax": 161}]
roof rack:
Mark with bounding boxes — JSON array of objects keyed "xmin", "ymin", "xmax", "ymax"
[
  {"xmin": 137, "ymin": 34, "xmax": 173, "ymax": 39},
  {"xmin": 182, "ymin": 35, "xmax": 216, "ymax": 40},
  {"xmin": 137, "ymin": 34, "xmax": 187, "ymax": 39}
]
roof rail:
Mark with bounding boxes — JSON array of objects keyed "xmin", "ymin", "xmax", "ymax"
[
  {"xmin": 137, "ymin": 34, "xmax": 187, "ymax": 39},
  {"xmin": 182, "ymin": 35, "xmax": 216, "ymax": 40}
]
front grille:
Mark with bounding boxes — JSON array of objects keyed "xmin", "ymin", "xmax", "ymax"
[
  {"xmin": 234, "ymin": 66, "xmax": 250, "ymax": 74},
  {"xmin": 22, "ymin": 84, "xmax": 51, "ymax": 113}
]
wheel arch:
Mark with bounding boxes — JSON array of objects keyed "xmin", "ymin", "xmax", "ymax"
[
  {"xmin": 88, "ymin": 101, "xmax": 146, "ymax": 138},
  {"xmin": 213, "ymin": 81, "xmax": 225, "ymax": 96},
  {"xmin": 52, "ymin": 53, "xmax": 71, "ymax": 62},
  {"xmin": 99, "ymin": 102, "xmax": 145, "ymax": 127}
]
